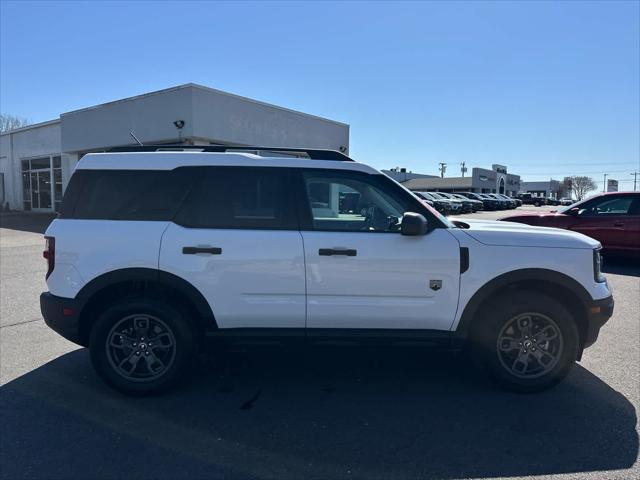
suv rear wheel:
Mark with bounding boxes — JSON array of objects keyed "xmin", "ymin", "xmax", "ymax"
[
  {"xmin": 89, "ymin": 297, "xmax": 197, "ymax": 395},
  {"xmin": 472, "ymin": 292, "xmax": 579, "ymax": 392}
]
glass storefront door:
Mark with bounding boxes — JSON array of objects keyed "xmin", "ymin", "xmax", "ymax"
[
  {"xmin": 21, "ymin": 155, "xmax": 62, "ymax": 211},
  {"xmin": 30, "ymin": 170, "xmax": 52, "ymax": 210}
]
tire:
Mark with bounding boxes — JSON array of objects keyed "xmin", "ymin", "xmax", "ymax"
[
  {"xmin": 470, "ymin": 291, "xmax": 579, "ymax": 393},
  {"xmin": 89, "ymin": 297, "xmax": 197, "ymax": 395}
]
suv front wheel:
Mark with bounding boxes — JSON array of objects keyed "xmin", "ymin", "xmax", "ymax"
[
  {"xmin": 89, "ymin": 297, "xmax": 197, "ymax": 395},
  {"xmin": 472, "ymin": 292, "xmax": 579, "ymax": 392}
]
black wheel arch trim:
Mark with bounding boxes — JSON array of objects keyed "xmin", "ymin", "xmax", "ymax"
[
  {"xmin": 454, "ymin": 268, "xmax": 592, "ymax": 340},
  {"xmin": 75, "ymin": 267, "xmax": 217, "ymax": 330}
]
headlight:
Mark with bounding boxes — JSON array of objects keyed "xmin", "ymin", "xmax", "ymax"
[{"xmin": 593, "ymin": 248, "xmax": 606, "ymax": 283}]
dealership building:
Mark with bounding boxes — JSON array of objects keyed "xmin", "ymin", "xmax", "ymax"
[
  {"xmin": 401, "ymin": 164, "xmax": 522, "ymax": 196},
  {"xmin": 0, "ymin": 84, "xmax": 349, "ymax": 212}
]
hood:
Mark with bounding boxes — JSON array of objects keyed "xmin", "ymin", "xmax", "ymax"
[{"xmin": 450, "ymin": 218, "xmax": 599, "ymax": 249}]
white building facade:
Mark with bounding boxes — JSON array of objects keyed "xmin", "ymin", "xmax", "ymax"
[{"xmin": 0, "ymin": 84, "xmax": 350, "ymax": 212}]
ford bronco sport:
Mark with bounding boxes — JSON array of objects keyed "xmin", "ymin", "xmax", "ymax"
[{"xmin": 40, "ymin": 146, "xmax": 614, "ymax": 395}]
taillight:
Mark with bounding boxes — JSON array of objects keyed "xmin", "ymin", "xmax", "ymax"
[{"xmin": 43, "ymin": 236, "xmax": 55, "ymax": 279}]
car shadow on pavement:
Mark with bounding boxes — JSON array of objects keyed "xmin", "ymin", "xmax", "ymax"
[
  {"xmin": 0, "ymin": 213, "xmax": 56, "ymax": 234},
  {"xmin": 1, "ymin": 347, "xmax": 637, "ymax": 480},
  {"xmin": 602, "ymin": 256, "xmax": 640, "ymax": 277}
]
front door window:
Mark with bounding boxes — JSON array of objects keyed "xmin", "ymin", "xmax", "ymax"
[{"xmin": 302, "ymin": 173, "xmax": 407, "ymax": 233}]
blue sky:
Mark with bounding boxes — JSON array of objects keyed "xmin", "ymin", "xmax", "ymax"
[{"xmin": 1, "ymin": 0, "xmax": 639, "ymax": 190}]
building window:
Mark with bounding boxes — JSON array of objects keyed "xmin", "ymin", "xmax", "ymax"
[{"xmin": 20, "ymin": 155, "xmax": 62, "ymax": 212}]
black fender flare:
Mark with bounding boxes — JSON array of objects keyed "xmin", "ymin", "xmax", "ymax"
[
  {"xmin": 454, "ymin": 268, "xmax": 592, "ymax": 340},
  {"xmin": 75, "ymin": 267, "xmax": 217, "ymax": 330}
]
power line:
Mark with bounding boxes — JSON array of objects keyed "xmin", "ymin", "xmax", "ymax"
[
  {"xmin": 509, "ymin": 161, "xmax": 638, "ymax": 167},
  {"xmin": 518, "ymin": 170, "xmax": 632, "ymax": 175}
]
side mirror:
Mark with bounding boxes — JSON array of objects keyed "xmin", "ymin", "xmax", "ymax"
[
  {"xmin": 401, "ymin": 212, "xmax": 428, "ymax": 236},
  {"xmin": 568, "ymin": 207, "xmax": 580, "ymax": 217}
]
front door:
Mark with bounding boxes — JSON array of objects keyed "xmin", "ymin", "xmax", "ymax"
[
  {"xmin": 570, "ymin": 194, "xmax": 638, "ymax": 250},
  {"xmin": 159, "ymin": 167, "xmax": 306, "ymax": 329},
  {"xmin": 297, "ymin": 170, "xmax": 460, "ymax": 331}
]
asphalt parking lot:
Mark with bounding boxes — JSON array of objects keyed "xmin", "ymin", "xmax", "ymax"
[{"xmin": 1, "ymin": 209, "xmax": 638, "ymax": 480}]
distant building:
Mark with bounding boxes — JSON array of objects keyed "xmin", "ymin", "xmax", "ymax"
[
  {"xmin": 401, "ymin": 164, "xmax": 521, "ymax": 196},
  {"xmin": 381, "ymin": 168, "xmax": 437, "ymax": 183},
  {"xmin": 521, "ymin": 180, "xmax": 561, "ymax": 199},
  {"xmin": 0, "ymin": 83, "xmax": 349, "ymax": 212}
]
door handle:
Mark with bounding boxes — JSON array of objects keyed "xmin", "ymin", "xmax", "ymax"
[
  {"xmin": 319, "ymin": 248, "xmax": 357, "ymax": 256},
  {"xmin": 613, "ymin": 222, "xmax": 624, "ymax": 227},
  {"xmin": 182, "ymin": 246, "xmax": 222, "ymax": 255}
]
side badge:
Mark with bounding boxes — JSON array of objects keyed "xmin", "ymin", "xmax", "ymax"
[{"xmin": 430, "ymin": 280, "xmax": 442, "ymax": 291}]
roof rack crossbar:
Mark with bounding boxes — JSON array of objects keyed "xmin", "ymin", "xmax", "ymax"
[{"xmin": 106, "ymin": 145, "xmax": 353, "ymax": 161}]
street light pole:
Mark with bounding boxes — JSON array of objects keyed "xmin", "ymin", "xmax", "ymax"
[
  {"xmin": 632, "ymin": 172, "xmax": 638, "ymax": 191},
  {"xmin": 603, "ymin": 173, "xmax": 608, "ymax": 193}
]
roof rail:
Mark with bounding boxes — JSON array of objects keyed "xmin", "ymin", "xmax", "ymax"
[{"xmin": 106, "ymin": 144, "xmax": 353, "ymax": 161}]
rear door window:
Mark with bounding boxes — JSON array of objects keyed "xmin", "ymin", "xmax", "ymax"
[{"xmin": 174, "ymin": 167, "xmax": 297, "ymax": 230}]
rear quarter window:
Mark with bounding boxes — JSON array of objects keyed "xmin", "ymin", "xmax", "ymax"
[{"xmin": 60, "ymin": 168, "xmax": 194, "ymax": 221}]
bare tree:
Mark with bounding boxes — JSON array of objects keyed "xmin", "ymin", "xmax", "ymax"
[
  {"xmin": 558, "ymin": 177, "xmax": 573, "ymax": 199},
  {"xmin": 569, "ymin": 175, "xmax": 597, "ymax": 200},
  {"xmin": 0, "ymin": 114, "xmax": 30, "ymax": 133}
]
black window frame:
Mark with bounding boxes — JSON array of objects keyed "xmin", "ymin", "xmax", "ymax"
[
  {"xmin": 293, "ymin": 168, "xmax": 445, "ymax": 233},
  {"xmin": 173, "ymin": 166, "xmax": 300, "ymax": 231}
]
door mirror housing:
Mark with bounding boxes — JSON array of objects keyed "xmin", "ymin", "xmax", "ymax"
[
  {"xmin": 401, "ymin": 212, "xmax": 428, "ymax": 236},
  {"xmin": 568, "ymin": 207, "xmax": 580, "ymax": 217}
]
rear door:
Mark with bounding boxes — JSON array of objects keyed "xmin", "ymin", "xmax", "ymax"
[
  {"xmin": 159, "ymin": 167, "xmax": 306, "ymax": 329},
  {"xmin": 297, "ymin": 169, "xmax": 460, "ymax": 332}
]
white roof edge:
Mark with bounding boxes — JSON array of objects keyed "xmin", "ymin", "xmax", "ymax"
[
  {"xmin": 0, "ymin": 118, "xmax": 60, "ymax": 136},
  {"xmin": 60, "ymin": 83, "xmax": 350, "ymax": 128},
  {"xmin": 76, "ymin": 151, "xmax": 375, "ymax": 173}
]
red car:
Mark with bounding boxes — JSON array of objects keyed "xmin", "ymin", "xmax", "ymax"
[{"xmin": 500, "ymin": 192, "xmax": 640, "ymax": 255}]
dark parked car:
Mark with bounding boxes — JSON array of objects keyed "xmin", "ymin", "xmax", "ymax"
[
  {"xmin": 517, "ymin": 192, "xmax": 546, "ymax": 206},
  {"xmin": 546, "ymin": 197, "xmax": 560, "ymax": 206},
  {"xmin": 451, "ymin": 193, "xmax": 483, "ymax": 211},
  {"xmin": 457, "ymin": 192, "xmax": 499, "ymax": 211},
  {"xmin": 511, "ymin": 196, "xmax": 523, "ymax": 207},
  {"xmin": 427, "ymin": 191, "xmax": 464, "ymax": 214},
  {"xmin": 495, "ymin": 193, "xmax": 518, "ymax": 209},
  {"xmin": 412, "ymin": 191, "xmax": 434, "ymax": 208},
  {"xmin": 414, "ymin": 191, "xmax": 450, "ymax": 215},
  {"xmin": 500, "ymin": 192, "xmax": 640, "ymax": 256},
  {"xmin": 437, "ymin": 192, "xmax": 474, "ymax": 213},
  {"xmin": 486, "ymin": 193, "xmax": 511, "ymax": 210}
]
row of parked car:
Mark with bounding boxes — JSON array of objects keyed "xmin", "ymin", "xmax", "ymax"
[
  {"xmin": 516, "ymin": 192, "xmax": 573, "ymax": 207},
  {"xmin": 413, "ymin": 191, "xmax": 521, "ymax": 215}
]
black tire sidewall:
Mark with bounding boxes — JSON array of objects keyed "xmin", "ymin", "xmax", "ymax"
[
  {"xmin": 90, "ymin": 297, "xmax": 196, "ymax": 395},
  {"xmin": 472, "ymin": 292, "xmax": 579, "ymax": 393}
]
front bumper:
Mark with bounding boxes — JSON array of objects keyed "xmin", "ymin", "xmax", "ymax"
[
  {"xmin": 584, "ymin": 294, "xmax": 614, "ymax": 348},
  {"xmin": 40, "ymin": 292, "xmax": 85, "ymax": 346}
]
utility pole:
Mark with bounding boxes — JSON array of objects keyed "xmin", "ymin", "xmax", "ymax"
[
  {"xmin": 460, "ymin": 161, "xmax": 467, "ymax": 177},
  {"xmin": 632, "ymin": 172, "xmax": 638, "ymax": 191},
  {"xmin": 603, "ymin": 173, "xmax": 608, "ymax": 193},
  {"xmin": 439, "ymin": 162, "xmax": 447, "ymax": 178}
]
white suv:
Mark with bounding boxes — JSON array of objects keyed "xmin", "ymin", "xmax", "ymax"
[{"xmin": 40, "ymin": 146, "xmax": 613, "ymax": 395}]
